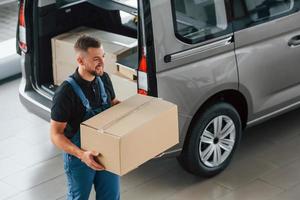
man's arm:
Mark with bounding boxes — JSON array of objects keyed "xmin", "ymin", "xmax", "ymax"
[{"xmin": 50, "ymin": 119, "xmax": 105, "ymax": 171}]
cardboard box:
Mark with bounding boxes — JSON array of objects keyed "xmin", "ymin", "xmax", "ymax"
[
  {"xmin": 109, "ymin": 73, "xmax": 137, "ymax": 101},
  {"xmin": 116, "ymin": 51, "xmax": 138, "ymax": 81},
  {"xmin": 116, "ymin": 63, "xmax": 137, "ymax": 81},
  {"xmin": 51, "ymin": 27, "xmax": 137, "ymax": 85},
  {"xmin": 80, "ymin": 94, "xmax": 179, "ymax": 176}
]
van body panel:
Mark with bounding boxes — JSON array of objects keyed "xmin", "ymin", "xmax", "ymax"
[
  {"xmin": 155, "ymin": 58, "xmax": 238, "ymax": 116},
  {"xmin": 235, "ymin": 11, "xmax": 300, "ymax": 121},
  {"xmin": 150, "ymin": 0, "xmax": 238, "ymax": 116},
  {"xmin": 149, "ymin": 0, "xmax": 236, "ymax": 72},
  {"xmin": 149, "ymin": 0, "xmax": 239, "ymax": 150}
]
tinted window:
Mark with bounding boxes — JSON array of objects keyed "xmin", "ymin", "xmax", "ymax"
[
  {"xmin": 233, "ymin": 0, "xmax": 300, "ymax": 29},
  {"xmin": 171, "ymin": 0, "xmax": 232, "ymax": 44}
]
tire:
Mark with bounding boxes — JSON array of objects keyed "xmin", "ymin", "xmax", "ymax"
[{"xmin": 178, "ymin": 102, "xmax": 242, "ymax": 177}]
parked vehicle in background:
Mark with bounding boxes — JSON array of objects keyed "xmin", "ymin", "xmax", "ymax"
[{"xmin": 18, "ymin": 0, "xmax": 300, "ymax": 177}]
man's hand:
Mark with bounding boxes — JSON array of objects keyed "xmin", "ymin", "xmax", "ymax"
[
  {"xmin": 80, "ymin": 151, "xmax": 105, "ymax": 171},
  {"xmin": 112, "ymin": 98, "xmax": 121, "ymax": 106},
  {"xmin": 51, "ymin": 120, "xmax": 105, "ymax": 171}
]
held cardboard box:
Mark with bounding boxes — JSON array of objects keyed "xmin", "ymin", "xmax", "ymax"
[
  {"xmin": 80, "ymin": 94, "xmax": 179, "ymax": 176},
  {"xmin": 51, "ymin": 27, "xmax": 137, "ymax": 85}
]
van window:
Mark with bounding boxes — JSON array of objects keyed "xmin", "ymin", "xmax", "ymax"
[
  {"xmin": 233, "ymin": 0, "xmax": 300, "ymax": 30},
  {"xmin": 171, "ymin": 0, "xmax": 232, "ymax": 44}
]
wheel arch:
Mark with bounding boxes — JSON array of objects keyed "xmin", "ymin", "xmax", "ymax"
[{"xmin": 182, "ymin": 89, "xmax": 248, "ymax": 151}]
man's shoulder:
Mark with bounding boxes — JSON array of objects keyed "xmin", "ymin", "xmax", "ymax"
[
  {"xmin": 56, "ymin": 81, "xmax": 72, "ymax": 93},
  {"xmin": 101, "ymin": 72, "xmax": 110, "ymax": 79},
  {"xmin": 51, "ymin": 80, "xmax": 75, "ymax": 122},
  {"xmin": 100, "ymin": 72, "xmax": 113, "ymax": 84},
  {"xmin": 53, "ymin": 80, "xmax": 75, "ymax": 100}
]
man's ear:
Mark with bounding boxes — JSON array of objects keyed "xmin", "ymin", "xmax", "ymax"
[{"xmin": 76, "ymin": 54, "xmax": 84, "ymax": 66}]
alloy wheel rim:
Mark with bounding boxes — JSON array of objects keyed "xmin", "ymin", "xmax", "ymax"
[{"xmin": 199, "ymin": 115, "xmax": 236, "ymax": 168}]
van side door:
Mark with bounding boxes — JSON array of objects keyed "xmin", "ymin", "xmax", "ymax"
[
  {"xmin": 149, "ymin": 0, "xmax": 238, "ymax": 119},
  {"xmin": 232, "ymin": 0, "xmax": 300, "ymax": 123}
]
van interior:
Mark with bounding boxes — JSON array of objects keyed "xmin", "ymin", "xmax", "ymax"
[{"xmin": 35, "ymin": 0, "xmax": 139, "ymax": 101}]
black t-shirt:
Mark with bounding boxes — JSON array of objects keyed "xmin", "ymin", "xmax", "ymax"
[{"xmin": 51, "ymin": 69, "xmax": 116, "ymax": 138}]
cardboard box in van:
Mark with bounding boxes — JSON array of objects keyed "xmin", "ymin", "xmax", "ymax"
[
  {"xmin": 51, "ymin": 27, "xmax": 137, "ymax": 85},
  {"xmin": 116, "ymin": 51, "xmax": 138, "ymax": 81},
  {"xmin": 80, "ymin": 94, "xmax": 179, "ymax": 176}
]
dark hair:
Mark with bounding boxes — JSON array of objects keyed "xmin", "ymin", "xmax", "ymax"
[{"xmin": 74, "ymin": 35, "xmax": 101, "ymax": 52}]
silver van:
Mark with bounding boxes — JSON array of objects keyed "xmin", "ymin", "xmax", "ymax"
[{"xmin": 18, "ymin": 0, "xmax": 300, "ymax": 177}]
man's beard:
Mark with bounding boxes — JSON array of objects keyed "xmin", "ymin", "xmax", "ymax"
[
  {"xmin": 87, "ymin": 66, "xmax": 103, "ymax": 76},
  {"xmin": 90, "ymin": 70, "xmax": 100, "ymax": 76}
]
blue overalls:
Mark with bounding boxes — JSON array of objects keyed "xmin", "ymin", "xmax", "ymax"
[{"xmin": 63, "ymin": 76, "xmax": 120, "ymax": 200}]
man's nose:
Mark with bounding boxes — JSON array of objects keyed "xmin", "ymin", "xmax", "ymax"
[
  {"xmin": 98, "ymin": 59, "xmax": 104, "ymax": 66},
  {"xmin": 100, "ymin": 57, "xmax": 105, "ymax": 64}
]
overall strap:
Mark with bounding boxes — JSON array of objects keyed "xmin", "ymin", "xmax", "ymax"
[
  {"xmin": 96, "ymin": 76, "xmax": 108, "ymax": 105},
  {"xmin": 66, "ymin": 77, "xmax": 91, "ymax": 111}
]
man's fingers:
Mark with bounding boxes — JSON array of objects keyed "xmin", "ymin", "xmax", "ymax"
[
  {"xmin": 89, "ymin": 161, "xmax": 105, "ymax": 171},
  {"xmin": 82, "ymin": 151, "xmax": 104, "ymax": 170},
  {"xmin": 91, "ymin": 151, "xmax": 99, "ymax": 156},
  {"xmin": 87, "ymin": 156, "xmax": 105, "ymax": 170},
  {"xmin": 91, "ymin": 159, "xmax": 105, "ymax": 170},
  {"xmin": 89, "ymin": 164, "xmax": 103, "ymax": 171},
  {"xmin": 89, "ymin": 165, "xmax": 101, "ymax": 171},
  {"xmin": 86, "ymin": 161, "xmax": 102, "ymax": 170}
]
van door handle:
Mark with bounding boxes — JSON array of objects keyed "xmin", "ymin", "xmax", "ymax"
[{"xmin": 288, "ymin": 35, "xmax": 300, "ymax": 47}]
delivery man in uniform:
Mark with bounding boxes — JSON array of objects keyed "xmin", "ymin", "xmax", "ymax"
[{"xmin": 50, "ymin": 35, "xmax": 120, "ymax": 200}]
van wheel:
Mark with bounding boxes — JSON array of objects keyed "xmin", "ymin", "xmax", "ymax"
[{"xmin": 178, "ymin": 102, "xmax": 242, "ymax": 177}]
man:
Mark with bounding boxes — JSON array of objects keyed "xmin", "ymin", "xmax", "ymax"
[{"xmin": 50, "ymin": 35, "xmax": 120, "ymax": 200}]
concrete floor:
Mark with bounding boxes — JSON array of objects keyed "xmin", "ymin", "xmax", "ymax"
[{"xmin": 1, "ymin": 77, "xmax": 300, "ymax": 200}]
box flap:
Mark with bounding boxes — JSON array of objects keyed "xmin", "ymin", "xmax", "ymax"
[{"xmin": 82, "ymin": 94, "xmax": 155, "ymax": 132}]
